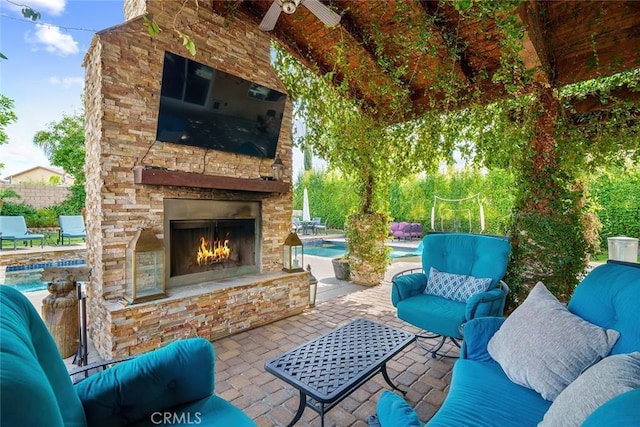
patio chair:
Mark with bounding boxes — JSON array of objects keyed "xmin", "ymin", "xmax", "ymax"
[
  {"xmin": 58, "ymin": 215, "xmax": 87, "ymax": 245},
  {"xmin": 313, "ymin": 217, "xmax": 328, "ymax": 235},
  {"xmin": 391, "ymin": 233, "xmax": 511, "ymax": 358},
  {"xmin": 0, "ymin": 216, "xmax": 44, "ymax": 250}
]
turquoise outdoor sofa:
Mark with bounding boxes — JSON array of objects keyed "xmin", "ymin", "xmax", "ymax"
[
  {"xmin": 0, "ymin": 286, "xmax": 256, "ymax": 427},
  {"xmin": 375, "ymin": 260, "xmax": 640, "ymax": 426}
]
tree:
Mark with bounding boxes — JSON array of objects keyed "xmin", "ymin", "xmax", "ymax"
[
  {"xmin": 0, "ymin": 94, "xmax": 17, "ymax": 171},
  {"xmin": 33, "ymin": 112, "xmax": 86, "ymax": 183}
]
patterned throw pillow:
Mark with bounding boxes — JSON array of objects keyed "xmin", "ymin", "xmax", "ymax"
[
  {"xmin": 424, "ymin": 267, "xmax": 492, "ymax": 303},
  {"xmin": 452, "ymin": 276, "xmax": 493, "ymax": 302}
]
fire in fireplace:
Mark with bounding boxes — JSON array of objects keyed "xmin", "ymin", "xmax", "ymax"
[{"xmin": 164, "ymin": 199, "xmax": 261, "ymax": 287}]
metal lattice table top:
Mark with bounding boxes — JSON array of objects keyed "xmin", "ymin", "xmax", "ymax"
[{"xmin": 264, "ymin": 318, "xmax": 415, "ymax": 403}]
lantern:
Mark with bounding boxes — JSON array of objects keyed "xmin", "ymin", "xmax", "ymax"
[
  {"xmin": 283, "ymin": 231, "xmax": 304, "ymax": 272},
  {"xmin": 125, "ymin": 229, "xmax": 166, "ymax": 303},
  {"xmin": 307, "ymin": 264, "xmax": 318, "ymax": 307}
]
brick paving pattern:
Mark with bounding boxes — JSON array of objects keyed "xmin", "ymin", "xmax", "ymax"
[{"xmin": 214, "ymin": 280, "xmax": 457, "ymax": 427}]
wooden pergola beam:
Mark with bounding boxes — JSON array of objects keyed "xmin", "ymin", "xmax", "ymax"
[{"xmin": 517, "ymin": 0, "xmax": 553, "ymax": 85}]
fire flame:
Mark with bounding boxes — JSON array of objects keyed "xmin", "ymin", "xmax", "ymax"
[{"xmin": 196, "ymin": 236, "xmax": 231, "ymax": 265}]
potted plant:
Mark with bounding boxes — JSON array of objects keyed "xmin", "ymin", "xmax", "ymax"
[
  {"xmin": 0, "ymin": 188, "xmax": 20, "ymax": 214},
  {"xmin": 331, "ymin": 256, "xmax": 350, "ymax": 281}
]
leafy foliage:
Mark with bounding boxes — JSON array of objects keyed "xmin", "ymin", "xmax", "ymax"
[
  {"xmin": 0, "ymin": 94, "xmax": 18, "ymax": 170},
  {"xmin": 590, "ymin": 166, "xmax": 640, "ymax": 248},
  {"xmin": 33, "ymin": 112, "xmax": 86, "ymax": 183}
]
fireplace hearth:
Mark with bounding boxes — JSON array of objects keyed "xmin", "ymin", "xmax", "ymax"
[{"xmin": 164, "ymin": 199, "xmax": 261, "ymax": 287}]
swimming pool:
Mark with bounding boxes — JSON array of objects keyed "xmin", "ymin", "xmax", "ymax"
[
  {"xmin": 1, "ymin": 259, "xmax": 86, "ymax": 293},
  {"xmin": 303, "ymin": 241, "xmax": 418, "ymax": 259}
]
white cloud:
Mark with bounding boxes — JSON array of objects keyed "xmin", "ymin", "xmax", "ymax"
[
  {"xmin": 49, "ymin": 76, "xmax": 84, "ymax": 89},
  {"xmin": 27, "ymin": 24, "xmax": 79, "ymax": 57},
  {"xmin": 25, "ymin": 0, "xmax": 66, "ymax": 16}
]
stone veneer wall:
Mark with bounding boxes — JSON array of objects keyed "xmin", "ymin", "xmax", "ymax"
[{"xmin": 83, "ymin": 0, "xmax": 308, "ymax": 358}]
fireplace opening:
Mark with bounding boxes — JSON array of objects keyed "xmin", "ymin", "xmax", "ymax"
[
  {"xmin": 164, "ymin": 199, "xmax": 261, "ymax": 288},
  {"xmin": 170, "ymin": 218, "xmax": 256, "ymax": 277}
]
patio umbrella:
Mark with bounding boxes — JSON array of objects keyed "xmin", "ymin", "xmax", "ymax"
[{"xmin": 302, "ymin": 188, "xmax": 311, "ymax": 222}]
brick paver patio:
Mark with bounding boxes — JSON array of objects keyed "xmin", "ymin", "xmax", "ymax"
[{"xmin": 213, "ymin": 279, "xmax": 457, "ymax": 426}]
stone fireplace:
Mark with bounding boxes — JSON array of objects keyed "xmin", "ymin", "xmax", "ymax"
[{"xmin": 83, "ymin": 0, "xmax": 309, "ymax": 359}]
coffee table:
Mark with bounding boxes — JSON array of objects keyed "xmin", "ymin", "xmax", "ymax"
[{"xmin": 264, "ymin": 318, "xmax": 416, "ymax": 427}]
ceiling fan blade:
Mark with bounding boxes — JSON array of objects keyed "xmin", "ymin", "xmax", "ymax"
[
  {"xmin": 302, "ymin": 0, "xmax": 341, "ymax": 27},
  {"xmin": 259, "ymin": 1, "xmax": 282, "ymax": 31}
]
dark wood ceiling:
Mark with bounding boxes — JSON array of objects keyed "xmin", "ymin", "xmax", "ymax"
[{"xmin": 213, "ymin": 1, "xmax": 640, "ymax": 118}]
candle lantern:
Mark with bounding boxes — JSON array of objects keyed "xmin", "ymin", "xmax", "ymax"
[
  {"xmin": 126, "ymin": 229, "xmax": 166, "ymax": 303},
  {"xmin": 307, "ymin": 264, "xmax": 318, "ymax": 307},
  {"xmin": 283, "ymin": 231, "xmax": 304, "ymax": 272}
]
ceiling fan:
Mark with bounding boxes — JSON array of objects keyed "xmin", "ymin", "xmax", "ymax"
[{"xmin": 259, "ymin": 0, "xmax": 341, "ymax": 31}]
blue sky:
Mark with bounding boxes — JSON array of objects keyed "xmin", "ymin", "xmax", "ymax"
[{"xmin": 0, "ymin": 0, "xmax": 124, "ymax": 178}]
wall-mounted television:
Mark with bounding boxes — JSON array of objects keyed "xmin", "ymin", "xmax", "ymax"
[{"xmin": 156, "ymin": 51, "xmax": 287, "ymax": 159}]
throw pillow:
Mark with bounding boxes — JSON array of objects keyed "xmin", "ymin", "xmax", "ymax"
[
  {"xmin": 424, "ymin": 267, "xmax": 492, "ymax": 303},
  {"xmin": 376, "ymin": 390, "xmax": 422, "ymax": 427},
  {"xmin": 424, "ymin": 267, "xmax": 467, "ymax": 300},
  {"xmin": 487, "ymin": 282, "xmax": 620, "ymax": 401},
  {"xmin": 452, "ymin": 276, "xmax": 492, "ymax": 302},
  {"xmin": 539, "ymin": 352, "xmax": 640, "ymax": 427}
]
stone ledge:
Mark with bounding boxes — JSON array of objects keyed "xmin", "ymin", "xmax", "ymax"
[{"xmin": 98, "ymin": 270, "xmax": 310, "ymax": 357}]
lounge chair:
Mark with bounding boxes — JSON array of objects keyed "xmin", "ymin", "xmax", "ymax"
[
  {"xmin": 58, "ymin": 215, "xmax": 87, "ymax": 245},
  {"xmin": 0, "ymin": 216, "xmax": 44, "ymax": 250}
]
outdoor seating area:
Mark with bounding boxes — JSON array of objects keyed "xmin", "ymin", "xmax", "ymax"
[
  {"xmin": 390, "ymin": 222, "xmax": 424, "ymax": 241},
  {"xmin": 293, "ymin": 216, "xmax": 329, "ymax": 235},
  {"xmin": 0, "ymin": 216, "xmax": 44, "ymax": 250},
  {"xmin": 1, "ymin": 0, "xmax": 639, "ymax": 426}
]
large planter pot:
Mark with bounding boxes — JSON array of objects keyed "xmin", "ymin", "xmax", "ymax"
[{"xmin": 332, "ymin": 258, "xmax": 350, "ymax": 281}]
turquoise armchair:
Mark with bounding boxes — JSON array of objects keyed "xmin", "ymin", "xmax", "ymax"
[
  {"xmin": 0, "ymin": 286, "xmax": 255, "ymax": 427},
  {"xmin": 391, "ymin": 233, "xmax": 511, "ymax": 357}
]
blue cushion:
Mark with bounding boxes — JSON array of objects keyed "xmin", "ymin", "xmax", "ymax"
[
  {"xmin": 568, "ymin": 262, "xmax": 640, "ymax": 355},
  {"xmin": 582, "ymin": 388, "xmax": 640, "ymax": 427},
  {"xmin": 75, "ymin": 338, "xmax": 217, "ymax": 427},
  {"xmin": 397, "ymin": 294, "xmax": 466, "ymax": 338},
  {"xmin": 426, "ymin": 360, "xmax": 551, "ymax": 427},
  {"xmin": 0, "ymin": 286, "xmax": 87, "ymax": 427},
  {"xmin": 130, "ymin": 395, "xmax": 256, "ymax": 426},
  {"xmin": 377, "ymin": 390, "xmax": 422, "ymax": 427}
]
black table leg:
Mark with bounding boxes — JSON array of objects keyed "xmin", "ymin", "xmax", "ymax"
[
  {"xmin": 286, "ymin": 390, "xmax": 307, "ymax": 427},
  {"xmin": 381, "ymin": 364, "xmax": 407, "ymax": 395}
]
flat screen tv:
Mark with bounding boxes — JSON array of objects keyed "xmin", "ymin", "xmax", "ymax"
[{"xmin": 156, "ymin": 51, "xmax": 287, "ymax": 159}]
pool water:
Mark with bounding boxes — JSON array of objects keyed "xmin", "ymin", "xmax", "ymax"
[
  {"xmin": 1, "ymin": 259, "xmax": 86, "ymax": 293},
  {"xmin": 303, "ymin": 242, "xmax": 417, "ymax": 259},
  {"xmin": 1, "ymin": 281, "xmax": 48, "ymax": 293}
]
